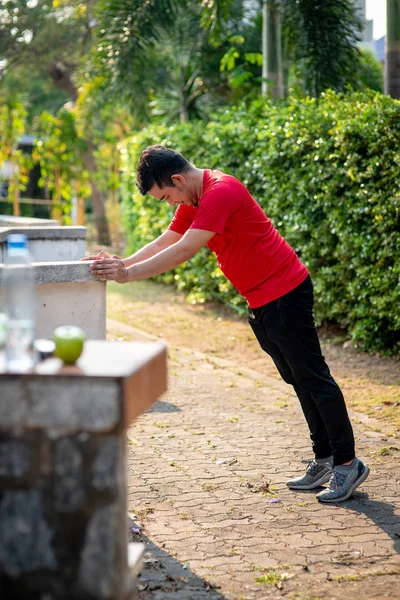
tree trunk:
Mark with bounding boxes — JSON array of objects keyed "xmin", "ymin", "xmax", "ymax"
[
  {"xmin": 113, "ymin": 159, "xmax": 121, "ymax": 249},
  {"xmin": 180, "ymin": 99, "xmax": 189, "ymax": 123},
  {"xmin": 262, "ymin": 0, "xmax": 283, "ymax": 99},
  {"xmin": 52, "ymin": 166, "xmax": 62, "ymax": 223},
  {"xmin": 385, "ymin": 0, "xmax": 400, "ymax": 98},
  {"xmin": 10, "ymin": 170, "xmax": 20, "ymax": 217},
  {"xmin": 75, "ymin": 182, "xmax": 85, "ymax": 226},
  {"xmin": 83, "ymin": 141, "xmax": 111, "ymax": 246},
  {"xmin": 48, "ymin": 63, "xmax": 78, "ymax": 101}
]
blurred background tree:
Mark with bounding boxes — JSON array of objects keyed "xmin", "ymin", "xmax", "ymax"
[
  {"xmin": 0, "ymin": 0, "xmax": 111, "ymax": 243},
  {"xmin": 0, "ymin": 96, "xmax": 31, "ymax": 216},
  {"xmin": 32, "ymin": 108, "xmax": 91, "ymax": 223},
  {"xmin": 0, "ymin": 0, "xmax": 388, "ymax": 239}
]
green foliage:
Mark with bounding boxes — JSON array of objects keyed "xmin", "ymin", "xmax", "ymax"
[
  {"xmin": 1, "ymin": 62, "xmax": 71, "ymax": 127},
  {"xmin": 121, "ymin": 91, "xmax": 400, "ymax": 355},
  {"xmin": 33, "ymin": 108, "xmax": 91, "ymax": 223},
  {"xmin": 0, "ymin": 96, "xmax": 31, "ymax": 204},
  {"xmin": 220, "ymin": 34, "xmax": 263, "ymax": 96},
  {"xmin": 95, "ymin": 0, "xmax": 365, "ymax": 105},
  {"xmin": 357, "ymin": 49, "xmax": 384, "ymax": 93}
]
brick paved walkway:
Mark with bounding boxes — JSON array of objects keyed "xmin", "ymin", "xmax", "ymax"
[{"xmin": 108, "ymin": 319, "xmax": 400, "ymax": 600}]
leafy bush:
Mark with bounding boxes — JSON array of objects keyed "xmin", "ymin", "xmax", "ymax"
[{"xmin": 121, "ymin": 91, "xmax": 400, "ymax": 354}]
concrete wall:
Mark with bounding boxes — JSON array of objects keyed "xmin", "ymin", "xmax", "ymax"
[{"xmin": 0, "ymin": 262, "xmax": 106, "ymax": 340}]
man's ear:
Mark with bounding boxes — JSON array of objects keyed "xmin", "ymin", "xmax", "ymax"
[{"xmin": 171, "ymin": 173, "xmax": 186, "ymax": 187}]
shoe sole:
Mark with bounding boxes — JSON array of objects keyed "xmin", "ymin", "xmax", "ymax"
[
  {"xmin": 317, "ymin": 464, "xmax": 370, "ymax": 503},
  {"xmin": 286, "ymin": 470, "xmax": 332, "ymax": 490}
]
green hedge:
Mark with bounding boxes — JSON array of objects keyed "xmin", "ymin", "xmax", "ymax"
[{"xmin": 121, "ymin": 91, "xmax": 400, "ymax": 354}]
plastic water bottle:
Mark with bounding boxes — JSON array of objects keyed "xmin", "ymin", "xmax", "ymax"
[{"xmin": 3, "ymin": 234, "xmax": 36, "ymax": 372}]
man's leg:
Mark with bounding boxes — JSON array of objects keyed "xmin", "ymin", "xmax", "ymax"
[
  {"xmin": 248, "ymin": 309, "xmax": 333, "ymax": 490},
  {"xmin": 248, "ymin": 311, "xmax": 332, "ymax": 459},
  {"xmin": 251, "ymin": 276, "xmax": 369, "ymax": 501}
]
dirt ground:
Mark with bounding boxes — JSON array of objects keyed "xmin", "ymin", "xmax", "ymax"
[{"xmin": 107, "ymin": 279, "xmax": 400, "ymax": 434}]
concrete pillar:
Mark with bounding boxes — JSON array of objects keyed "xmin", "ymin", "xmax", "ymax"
[{"xmin": 0, "ymin": 340, "xmax": 167, "ymax": 599}]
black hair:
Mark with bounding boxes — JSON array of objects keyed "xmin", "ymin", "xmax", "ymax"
[{"xmin": 136, "ymin": 145, "xmax": 191, "ymax": 195}]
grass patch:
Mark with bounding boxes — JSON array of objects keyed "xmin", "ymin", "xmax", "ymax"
[
  {"xmin": 379, "ymin": 445, "xmax": 399, "ymax": 456},
  {"xmin": 348, "ymin": 391, "xmax": 400, "ymax": 430},
  {"xmin": 256, "ymin": 571, "xmax": 286, "ymax": 586},
  {"xmin": 332, "ymin": 573, "xmax": 361, "ymax": 582},
  {"xmin": 256, "ymin": 566, "xmax": 292, "ymax": 587}
]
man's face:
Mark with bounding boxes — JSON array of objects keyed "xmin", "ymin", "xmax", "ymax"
[{"xmin": 149, "ymin": 174, "xmax": 195, "ymax": 207}]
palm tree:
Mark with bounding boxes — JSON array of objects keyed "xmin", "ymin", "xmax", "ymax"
[
  {"xmin": 281, "ymin": 0, "xmax": 362, "ymax": 96},
  {"xmin": 143, "ymin": 5, "xmax": 226, "ymax": 123},
  {"xmin": 94, "ymin": 0, "xmax": 239, "ymax": 121},
  {"xmin": 385, "ymin": 0, "xmax": 400, "ymax": 98},
  {"xmin": 262, "ymin": 0, "xmax": 283, "ymax": 98},
  {"xmin": 96, "ymin": 0, "xmax": 363, "ymax": 102}
]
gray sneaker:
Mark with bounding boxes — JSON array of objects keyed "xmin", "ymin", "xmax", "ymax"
[
  {"xmin": 316, "ymin": 458, "xmax": 370, "ymax": 503},
  {"xmin": 286, "ymin": 457, "xmax": 333, "ymax": 490}
]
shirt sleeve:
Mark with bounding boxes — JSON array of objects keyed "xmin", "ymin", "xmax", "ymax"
[
  {"xmin": 168, "ymin": 205, "xmax": 194, "ymax": 235},
  {"xmin": 190, "ymin": 183, "xmax": 237, "ymax": 234}
]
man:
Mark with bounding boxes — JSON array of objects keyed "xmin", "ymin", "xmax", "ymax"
[{"xmin": 85, "ymin": 144, "xmax": 370, "ymax": 503}]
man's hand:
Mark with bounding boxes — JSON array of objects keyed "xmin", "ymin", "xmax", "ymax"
[
  {"xmin": 81, "ymin": 250, "xmax": 111, "ymax": 261},
  {"xmin": 90, "ymin": 254, "xmax": 128, "ymax": 284}
]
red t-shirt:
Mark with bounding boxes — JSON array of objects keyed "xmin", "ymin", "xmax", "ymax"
[{"xmin": 169, "ymin": 169, "xmax": 308, "ymax": 308}]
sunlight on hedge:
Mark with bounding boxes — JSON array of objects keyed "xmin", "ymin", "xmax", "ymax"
[{"xmin": 120, "ymin": 91, "xmax": 400, "ymax": 355}]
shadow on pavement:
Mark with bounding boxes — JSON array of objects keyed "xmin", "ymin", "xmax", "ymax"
[
  {"xmin": 345, "ymin": 494, "xmax": 400, "ymax": 554},
  {"xmin": 127, "ymin": 514, "xmax": 227, "ymax": 599},
  {"xmin": 146, "ymin": 400, "xmax": 181, "ymax": 413},
  {"xmin": 287, "ymin": 483, "xmax": 400, "ymax": 555},
  {"xmin": 135, "ymin": 535, "xmax": 228, "ymax": 600}
]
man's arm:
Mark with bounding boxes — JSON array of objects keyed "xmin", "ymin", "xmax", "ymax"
[
  {"xmin": 90, "ymin": 229, "xmax": 215, "ymax": 283},
  {"xmin": 123, "ymin": 229, "xmax": 183, "ymax": 266},
  {"xmin": 81, "ymin": 229, "xmax": 182, "ymax": 264}
]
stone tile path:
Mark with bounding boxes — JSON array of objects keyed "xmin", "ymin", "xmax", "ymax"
[{"xmin": 108, "ymin": 319, "xmax": 400, "ymax": 600}]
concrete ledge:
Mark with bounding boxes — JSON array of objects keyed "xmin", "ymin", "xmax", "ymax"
[
  {"xmin": 0, "ymin": 378, "xmax": 120, "ymax": 432},
  {"xmin": 0, "ymin": 261, "xmax": 97, "ymax": 286},
  {"xmin": 33, "ymin": 261, "xmax": 97, "ymax": 285}
]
